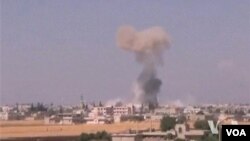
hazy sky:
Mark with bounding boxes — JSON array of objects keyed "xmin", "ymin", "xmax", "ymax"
[{"xmin": 1, "ymin": 0, "xmax": 250, "ymax": 105}]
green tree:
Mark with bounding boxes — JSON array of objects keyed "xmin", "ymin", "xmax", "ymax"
[
  {"xmin": 176, "ymin": 115, "xmax": 186, "ymax": 124},
  {"xmin": 79, "ymin": 131, "xmax": 111, "ymax": 141},
  {"xmin": 30, "ymin": 103, "xmax": 35, "ymax": 112},
  {"xmin": 235, "ymin": 110, "xmax": 245, "ymax": 116},
  {"xmin": 165, "ymin": 133, "xmax": 175, "ymax": 140},
  {"xmin": 95, "ymin": 131, "xmax": 111, "ymax": 140},
  {"xmin": 79, "ymin": 133, "xmax": 91, "ymax": 141},
  {"xmin": 59, "ymin": 106, "xmax": 63, "ymax": 113},
  {"xmin": 215, "ymin": 108, "xmax": 221, "ymax": 113},
  {"xmin": 200, "ymin": 134, "xmax": 218, "ymax": 141},
  {"xmin": 175, "ymin": 138, "xmax": 185, "ymax": 141},
  {"xmin": 98, "ymin": 101, "xmax": 103, "ymax": 107},
  {"xmin": 194, "ymin": 120, "xmax": 210, "ymax": 130},
  {"xmin": 160, "ymin": 116, "xmax": 176, "ymax": 131}
]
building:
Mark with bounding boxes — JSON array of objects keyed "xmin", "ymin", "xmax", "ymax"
[
  {"xmin": 0, "ymin": 106, "xmax": 13, "ymax": 112},
  {"xmin": 0, "ymin": 112, "xmax": 11, "ymax": 120},
  {"xmin": 186, "ymin": 112, "xmax": 206, "ymax": 121},
  {"xmin": 17, "ymin": 103, "xmax": 32, "ymax": 112},
  {"xmin": 85, "ymin": 116, "xmax": 111, "ymax": 124},
  {"xmin": 44, "ymin": 113, "xmax": 83, "ymax": 125},
  {"xmin": 90, "ymin": 106, "xmax": 113, "ymax": 117},
  {"xmin": 0, "ymin": 112, "xmax": 19, "ymax": 120},
  {"xmin": 113, "ymin": 106, "xmax": 134, "ymax": 116},
  {"xmin": 44, "ymin": 115, "xmax": 61, "ymax": 124},
  {"xmin": 184, "ymin": 106, "xmax": 201, "ymax": 114},
  {"xmin": 88, "ymin": 106, "xmax": 134, "ymax": 117},
  {"xmin": 154, "ymin": 107, "xmax": 178, "ymax": 116},
  {"xmin": 175, "ymin": 124, "xmax": 207, "ymax": 140}
]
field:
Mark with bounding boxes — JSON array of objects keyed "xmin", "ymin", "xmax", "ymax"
[{"xmin": 0, "ymin": 120, "xmax": 160, "ymax": 138}]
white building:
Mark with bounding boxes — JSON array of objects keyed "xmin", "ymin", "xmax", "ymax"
[
  {"xmin": 89, "ymin": 106, "xmax": 134, "ymax": 117},
  {"xmin": 89, "ymin": 106, "xmax": 113, "ymax": 117},
  {"xmin": 44, "ymin": 115, "xmax": 60, "ymax": 124},
  {"xmin": 1, "ymin": 106, "xmax": 13, "ymax": 112},
  {"xmin": 85, "ymin": 116, "xmax": 111, "ymax": 124},
  {"xmin": 113, "ymin": 106, "xmax": 134, "ymax": 116},
  {"xmin": 17, "ymin": 104, "xmax": 32, "ymax": 112},
  {"xmin": 184, "ymin": 106, "xmax": 201, "ymax": 114},
  {"xmin": 175, "ymin": 124, "xmax": 207, "ymax": 140},
  {"xmin": 0, "ymin": 112, "xmax": 18, "ymax": 120},
  {"xmin": 154, "ymin": 107, "xmax": 178, "ymax": 116}
]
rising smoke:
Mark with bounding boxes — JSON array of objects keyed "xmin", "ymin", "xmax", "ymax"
[{"xmin": 117, "ymin": 26, "xmax": 171, "ymax": 110}]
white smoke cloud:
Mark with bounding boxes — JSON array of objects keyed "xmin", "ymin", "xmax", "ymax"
[
  {"xmin": 105, "ymin": 98, "xmax": 123, "ymax": 106},
  {"xmin": 117, "ymin": 26, "xmax": 171, "ymax": 65}
]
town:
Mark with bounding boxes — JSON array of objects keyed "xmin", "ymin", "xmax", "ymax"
[
  {"xmin": 1, "ymin": 100, "xmax": 250, "ymax": 141},
  {"xmin": 2, "ymin": 1, "xmax": 249, "ymax": 141}
]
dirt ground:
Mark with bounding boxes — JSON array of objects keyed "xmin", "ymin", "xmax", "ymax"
[{"xmin": 0, "ymin": 120, "xmax": 160, "ymax": 138}]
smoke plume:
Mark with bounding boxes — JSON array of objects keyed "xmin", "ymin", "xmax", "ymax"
[{"xmin": 117, "ymin": 25, "xmax": 171, "ymax": 110}]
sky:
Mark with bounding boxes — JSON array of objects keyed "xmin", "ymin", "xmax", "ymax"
[{"xmin": 1, "ymin": 0, "xmax": 250, "ymax": 105}]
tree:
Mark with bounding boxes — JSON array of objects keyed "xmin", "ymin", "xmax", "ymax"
[
  {"xmin": 160, "ymin": 116, "xmax": 176, "ymax": 131},
  {"xmin": 85, "ymin": 104, "xmax": 89, "ymax": 111},
  {"xmin": 79, "ymin": 131, "xmax": 111, "ymax": 141},
  {"xmin": 95, "ymin": 131, "xmax": 111, "ymax": 140},
  {"xmin": 176, "ymin": 115, "xmax": 186, "ymax": 124},
  {"xmin": 235, "ymin": 110, "xmax": 245, "ymax": 116},
  {"xmin": 30, "ymin": 103, "xmax": 35, "ymax": 112},
  {"xmin": 99, "ymin": 101, "xmax": 103, "ymax": 107},
  {"xmin": 215, "ymin": 108, "xmax": 221, "ymax": 113},
  {"xmin": 59, "ymin": 106, "xmax": 63, "ymax": 113},
  {"xmin": 200, "ymin": 134, "xmax": 218, "ymax": 141},
  {"xmin": 165, "ymin": 133, "xmax": 175, "ymax": 140},
  {"xmin": 175, "ymin": 138, "xmax": 185, "ymax": 141},
  {"xmin": 194, "ymin": 120, "xmax": 210, "ymax": 130},
  {"xmin": 79, "ymin": 133, "xmax": 91, "ymax": 141}
]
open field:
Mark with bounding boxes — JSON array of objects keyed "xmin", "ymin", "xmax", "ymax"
[
  {"xmin": 0, "ymin": 120, "xmax": 160, "ymax": 138},
  {"xmin": 1, "ymin": 120, "xmax": 249, "ymax": 139},
  {"xmin": 0, "ymin": 120, "xmax": 44, "ymax": 127}
]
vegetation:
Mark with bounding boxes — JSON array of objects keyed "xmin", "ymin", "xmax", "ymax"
[
  {"xmin": 199, "ymin": 134, "xmax": 218, "ymax": 141},
  {"xmin": 79, "ymin": 131, "xmax": 111, "ymax": 141},
  {"xmin": 98, "ymin": 101, "xmax": 104, "ymax": 107},
  {"xmin": 30, "ymin": 103, "xmax": 47, "ymax": 112},
  {"xmin": 120, "ymin": 115, "xmax": 144, "ymax": 122},
  {"xmin": 215, "ymin": 108, "xmax": 220, "ymax": 113},
  {"xmin": 174, "ymin": 138, "xmax": 185, "ymax": 141},
  {"xmin": 176, "ymin": 114, "xmax": 186, "ymax": 124},
  {"xmin": 160, "ymin": 116, "xmax": 176, "ymax": 131},
  {"xmin": 194, "ymin": 120, "xmax": 210, "ymax": 130},
  {"xmin": 235, "ymin": 110, "xmax": 245, "ymax": 116},
  {"xmin": 165, "ymin": 133, "xmax": 175, "ymax": 140}
]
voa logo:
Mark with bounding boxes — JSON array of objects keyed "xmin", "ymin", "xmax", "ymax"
[
  {"xmin": 226, "ymin": 129, "xmax": 246, "ymax": 137},
  {"xmin": 208, "ymin": 120, "xmax": 239, "ymax": 134}
]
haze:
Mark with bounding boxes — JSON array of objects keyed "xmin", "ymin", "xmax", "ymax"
[{"xmin": 1, "ymin": 0, "xmax": 250, "ymax": 105}]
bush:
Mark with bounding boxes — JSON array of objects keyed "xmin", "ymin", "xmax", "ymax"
[
  {"xmin": 194, "ymin": 120, "xmax": 210, "ymax": 130},
  {"xmin": 175, "ymin": 138, "xmax": 185, "ymax": 141},
  {"xmin": 176, "ymin": 115, "xmax": 186, "ymax": 124},
  {"xmin": 160, "ymin": 116, "xmax": 176, "ymax": 131},
  {"xmin": 200, "ymin": 134, "xmax": 218, "ymax": 141},
  {"xmin": 79, "ymin": 131, "xmax": 111, "ymax": 141}
]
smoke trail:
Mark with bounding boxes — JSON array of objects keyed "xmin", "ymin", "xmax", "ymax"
[{"xmin": 117, "ymin": 25, "xmax": 171, "ymax": 110}]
